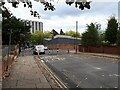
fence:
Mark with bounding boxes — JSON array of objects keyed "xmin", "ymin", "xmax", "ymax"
[
  {"xmin": 2, "ymin": 44, "xmax": 20, "ymax": 78},
  {"xmin": 78, "ymin": 45, "xmax": 120, "ymax": 55}
]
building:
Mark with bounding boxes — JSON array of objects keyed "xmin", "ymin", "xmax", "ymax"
[
  {"xmin": 43, "ymin": 35, "xmax": 81, "ymax": 50},
  {"xmin": 22, "ymin": 20, "xmax": 43, "ymax": 33}
]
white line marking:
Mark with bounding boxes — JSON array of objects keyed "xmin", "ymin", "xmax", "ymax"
[
  {"xmin": 41, "ymin": 60, "xmax": 44, "ymax": 62},
  {"xmin": 95, "ymin": 67, "xmax": 101, "ymax": 70}
]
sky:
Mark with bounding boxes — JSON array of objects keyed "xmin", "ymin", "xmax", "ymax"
[{"xmin": 4, "ymin": 0, "xmax": 120, "ymax": 34}]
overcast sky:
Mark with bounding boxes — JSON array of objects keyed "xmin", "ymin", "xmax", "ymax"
[{"xmin": 4, "ymin": 0, "xmax": 120, "ymax": 34}]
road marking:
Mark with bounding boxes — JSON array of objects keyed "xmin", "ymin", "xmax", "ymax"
[
  {"xmin": 109, "ymin": 74, "xmax": 120, "ymax": 77},
  {"xmin": 52, "ymin": 59, "xmax": 54, "ymax": 61},
  {"xmin": 85, "ymin": 77, "xmax": 87, "ymax": 80},
  {"xmin": 102, "ymin": 75, "xmax": 105, "ymax": 77},
  {"xmin": 45, "ymin": 60, "xmax": 48, "ymax": 62},
  {"xmin": 41, "ymin": 60, "xmax": 44, "ymax": 62},
  {"xmin": 56, "ymin": 58, "xmax": 60, "ymax": 60},
  {"xmin": 76, "ymin": 81, "xmax": 82, "ymax": 87},
  {"xmin": 95, "ymin": 67, "xmax": 101, "ymax": 70}
]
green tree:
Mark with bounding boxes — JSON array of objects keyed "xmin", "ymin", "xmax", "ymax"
[
  {"xmin": 44, "ymin": 31, "xmax": 52, "ymax": 39},
  {"xmin": 99, "ymin": 31, "xmax": 106, "ymax": 44},
  {"xmin": 60, "ymin": 29, "xmax": 65, "ymax": 35},
  {"xmin": 1, "ymin": 0, "xmax": 91, "ymax": 19},
  {"xmin": 31, "ymin": 31, "xmax": 44, "ymax": 45},
  {"xmin": 81, "ymin": 23, "xmax": 100, "ymax": 46},
  {"xmin": 65, "ymin": 30, "xmax": 81, "ymax": 38},
  {"xmin": 99, "ymin": 32, "xmax": 105, "ymax": 42},
  {"xmin": 81, "ymin": 32, "xmax": 89, "ymax": 47},
  {"xmin": 117, "ymin": 27, "xmax": 120, "ymax": 45},
  {"xmin": 2, "ymin": 8, "xmax": 31, "ymax": 45},
  {"xmin": 105, "ymin": 16, "xmax": 118, "ymax": 44}
]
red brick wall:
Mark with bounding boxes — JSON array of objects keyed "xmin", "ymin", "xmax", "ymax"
[
  {"xmin": 103, "ymin": 46, "xmax": 119, "ymax": 54},
  {"xmin": 89, "ymin": 46, "xmax": 103, "ymax": 53},
  {"xmin": 47, "ymin": 44, "xmax": 79, "ymax": 50},
  {"xmin": 78, "ymin": 45, "xmax": 120, "ymax": 55}
]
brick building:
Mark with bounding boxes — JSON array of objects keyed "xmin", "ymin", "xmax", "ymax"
[{"xmin": 44, "ymin": 35, "xmax": 81, "ymax": 50}]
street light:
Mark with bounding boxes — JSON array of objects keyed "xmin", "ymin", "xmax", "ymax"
[{"xmin": 75, "ymin": 21, "xmax": 78, "ymax": 54}]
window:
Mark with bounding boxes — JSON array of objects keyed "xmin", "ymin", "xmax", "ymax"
[
  {"xmin": 36, "ymin": 22, "xmax": 37, "ymax": 30},
  {"xmin": 32, "ymin": 22, "xmax": 34, "ymax": 33}
]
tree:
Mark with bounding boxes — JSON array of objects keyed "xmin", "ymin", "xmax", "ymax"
[
  {"xmin": 105, "ymin": 16, "xmax": 118, "ymax": 44},
  {"xmin": 66, "ymin": 0, "xmax": 91, "ymax": 10},
  {"xmin": 81, "ymin": 23, "xmax": 100, "ymax": 46},
  {"xmin": 2, "ymin": 8, "xmax": 31, "ymax": 45},
  {"xmin": 1, "ymin": 0, "xmax": 91, "ymax": 18},
  {"xmin": 99, "ymin": 32, "xmax": 105, "ymax": 43},
  {"xmin": 60, "ymin": 29, "xmax": 65, "ymax": 35},
  {"xmin": 65, "ymin": 30, "xmax": 81, "ymax": 38},
  {"xmin": 44, "ymin": 31, "xmax": 52, "ymax": 39},
  {"xmin": 31, "ymin": 31, "xmax": 44, "ymax": 45},
  {"xmin": 81, "ymin": 32, "xmax": 89, "ymax": 47},
  {"xmin": 117, "ymin": 27, "xmax": 120, "ymax": 45}
]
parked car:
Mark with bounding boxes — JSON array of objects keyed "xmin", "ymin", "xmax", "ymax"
[
  {"xmin": 33, "ymin": 45, "xmax": 45, "ymax": 55},
  {"xmin": 44, "ymin": 46, "xmax": 48, "ymax": 50}
]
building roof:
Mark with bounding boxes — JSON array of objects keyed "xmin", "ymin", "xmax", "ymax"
[
  {"xmin": 44, "ymin": 38, "xmax": 51, "ymax": 41},
  {"xmin": 54, "ymin": 35, "xmax": 81, "ymax": 40}
]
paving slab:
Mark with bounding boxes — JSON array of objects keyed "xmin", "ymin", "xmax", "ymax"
[{"xmin": 3, "ymin": 55, "xmax": 51, "ymax": 89}]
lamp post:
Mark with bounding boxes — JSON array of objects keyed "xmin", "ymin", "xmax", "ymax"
[{"xmin": 75, "ymin": 21, "xmax": 78, "ymax": 54}]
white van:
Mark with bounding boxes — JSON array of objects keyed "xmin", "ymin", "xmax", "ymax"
[{"xmin": 33, "ymin": 45, "xmax": 45, "ymax": 55}]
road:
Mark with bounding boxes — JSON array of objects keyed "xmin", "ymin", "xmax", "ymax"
[
  {"xmin": 38, "ymin": 51, "xmax": 119, "ymax": 88},
  {"xmin": 22, "ymin": 49, "xmax": 119, "ymax": 88}
]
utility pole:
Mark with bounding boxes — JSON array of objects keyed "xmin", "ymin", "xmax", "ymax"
[
  {"xmin": 7, "ymin": 29, "xmax": 12, "ymax": 71},
  {"xmin": 75, "ymin": 21, "xmax": 78, "ymax": 54}
]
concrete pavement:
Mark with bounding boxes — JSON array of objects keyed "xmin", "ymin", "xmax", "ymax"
[
  {"xmin": 69, "ymin": 50, "xmax": 120, "ymax": 59},
  {"xmin": 2, "ymin": 54, "xmax": 67, "ymax": 89},
  {"xmin": 78, "ymin": 52, "xmax": 120, "ymax": 59}
]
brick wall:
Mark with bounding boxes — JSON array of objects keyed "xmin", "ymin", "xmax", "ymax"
[
  {"xmin": 78, "ymin": 45, "xmax": 120, "ymax": 55},
  {"xmin": 47, "ymin": 44, "xmax": 79, "ymax": 50}
]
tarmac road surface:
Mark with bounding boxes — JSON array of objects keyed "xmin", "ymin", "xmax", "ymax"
[{"xmin": 39, "ymin": 53, "xmax": 119, "ymax": 89}]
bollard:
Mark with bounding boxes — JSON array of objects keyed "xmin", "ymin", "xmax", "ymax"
[
  {"xmin": 57, "ymin": 48, "xmax": 59, "ymax": 55},
  {"xmin": 49, "ymin": 49, "xmax": 50, "ymax": 55},
  {"xmin": 68, "ymin": 49, "xmax": 69, "ymax": 54}
]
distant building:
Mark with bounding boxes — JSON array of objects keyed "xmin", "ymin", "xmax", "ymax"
[
  {"xmin": 22, "ymin": 20, "xmax": 43, "ymax": 33},
  {"xmin": 43, "ymin": 35, "xmax": 81, "ymax": 50}
]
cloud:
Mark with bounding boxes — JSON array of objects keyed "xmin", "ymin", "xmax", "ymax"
[
  {"xmin": 38, "ymin": 2, "xmax": 118, "ymax": 33},
  {"xmin": 4, "ymin": 1, "xmax": 119, "ymax": 34},
  {"xmin": 34, "ymin": 1, "xmax": 118, "ymax": 20}
]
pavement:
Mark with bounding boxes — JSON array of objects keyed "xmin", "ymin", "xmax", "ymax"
[
  {"xmin": 2, "ymin": 54, "xmax": 67, "ymax": 89},
  {"xmin": 69, "ymin": 50, "xmax": 120, "ymax": 59}
]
